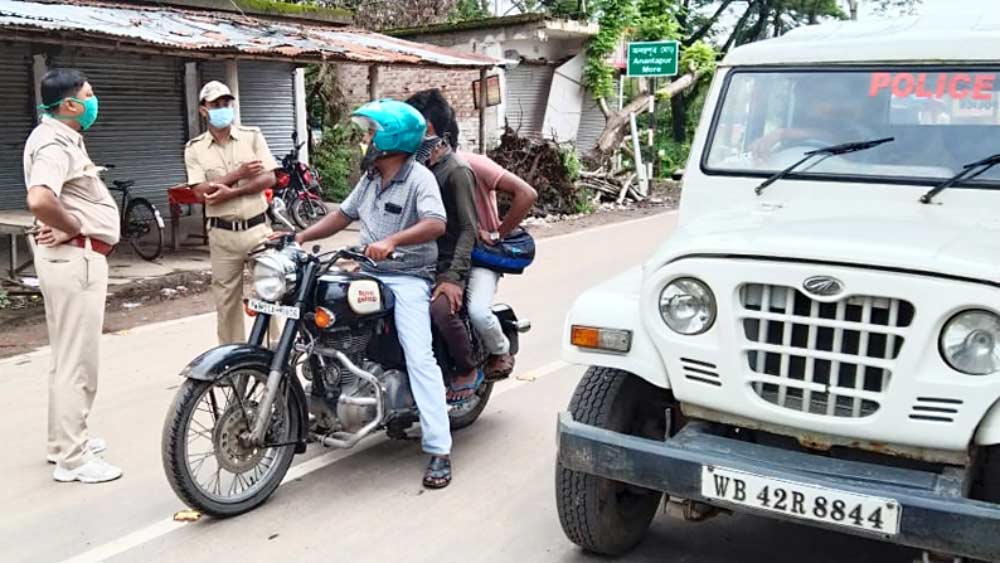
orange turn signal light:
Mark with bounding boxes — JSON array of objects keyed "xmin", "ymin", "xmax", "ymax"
[
  {"xmin": 244, "ymin": 302, "xmax": 257, "ymax": 317},
  {"xmin": 314, "ymin": 307, "xmax": 335, "ymax": 329},
  {"xmin": 570, "ymin": 325, "xmax": 632, "ymax": 353},
  {"xmin": 570, "ymin": 326, "xmax": 601, "ymax": 348}
]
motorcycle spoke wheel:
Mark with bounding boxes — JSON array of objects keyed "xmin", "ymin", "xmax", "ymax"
[{"xmin": 182, "ymin": 371, "xmax": 290, "ymax": 505}]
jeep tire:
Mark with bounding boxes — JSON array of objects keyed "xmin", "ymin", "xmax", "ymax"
[{"xmin": 555, "ymin": 367, "xmax": 667, "ymax": 555}]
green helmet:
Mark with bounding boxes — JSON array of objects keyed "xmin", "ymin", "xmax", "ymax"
[{"xmin": 351, "ymin": 99, "xmax": 426, "ymax": 155}]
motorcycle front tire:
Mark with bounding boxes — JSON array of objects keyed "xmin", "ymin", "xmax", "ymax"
[
  {"xmin": 290, "ymin": 197, "xmax": 328, "ymax": 230},
  {"xmin": 161, "ymin": 369, "xmax": 301, "ymax": 518}
]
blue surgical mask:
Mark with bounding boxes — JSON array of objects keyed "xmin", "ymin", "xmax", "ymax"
[{"xmin": 207, "ymin": 107, "xmax": 234, "ymax": 129}]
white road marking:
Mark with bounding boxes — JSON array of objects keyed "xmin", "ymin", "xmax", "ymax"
[{"xmin": 55, "ymin": 359, "xmax": 572, "ymax": 563}]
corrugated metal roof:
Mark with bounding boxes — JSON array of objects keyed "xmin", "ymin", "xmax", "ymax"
[{"xmin": 0, "ymin": 0, "xmax": 501, "ymax": 68}]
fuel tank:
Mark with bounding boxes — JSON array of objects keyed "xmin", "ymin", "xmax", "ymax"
[{"xmin": 314, "ymin": 272, "xmax": 394, "ymax": 325}]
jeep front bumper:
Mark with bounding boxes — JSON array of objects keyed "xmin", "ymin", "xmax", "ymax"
[{"xmin": 557, "ymin": 412, "xmax": 1000, "ymax": 560}]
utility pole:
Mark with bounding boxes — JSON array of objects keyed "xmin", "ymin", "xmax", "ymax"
[{"xmin": 847, "ymin": 0, "xmax": 859, "ymax": 20}]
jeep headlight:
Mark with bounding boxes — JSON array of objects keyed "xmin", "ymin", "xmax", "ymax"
[
  {"xmin": 941, "ymin": 310, "xmax": 1000, "ymax": 375},
  {"xmin": 253, "ymin": 250, "xmax": 296, "ymax": 302},
  {"xmin": 659, "ymin": 277, "xmax": 716, "ymax": 335}
]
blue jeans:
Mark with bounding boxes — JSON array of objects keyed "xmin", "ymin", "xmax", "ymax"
[{"xmin": 376, "ymin": 274, "xmax": 452, "ymax": 456}]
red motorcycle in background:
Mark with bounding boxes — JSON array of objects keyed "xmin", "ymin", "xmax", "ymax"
[{"xmin": 273, "ymin": 131, "xmax": 328, "ymax": 230}]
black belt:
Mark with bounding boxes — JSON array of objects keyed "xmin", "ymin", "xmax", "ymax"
[{"xmin": 208, "ymin": 213, "xmax": 267, "ymax": 232}]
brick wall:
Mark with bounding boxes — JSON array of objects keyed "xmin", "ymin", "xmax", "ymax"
[{"xmin": 337, "ymin": 63, "xmax": 499, "ymax": 152}]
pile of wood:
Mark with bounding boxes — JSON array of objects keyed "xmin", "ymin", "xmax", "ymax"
[
  {"xmin": 577, "ymin": 167, "xmax": 644, "ymax": 205},
  {"xmin": 487, "ymin": 127, "xmax": 584, "ymax": 217}
]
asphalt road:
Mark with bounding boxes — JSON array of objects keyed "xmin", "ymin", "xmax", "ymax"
[{"xmin": 0, "ymin": 211, "xmax": 915, "ymax": 563}]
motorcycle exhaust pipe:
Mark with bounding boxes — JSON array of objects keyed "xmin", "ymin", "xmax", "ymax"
[{"xmin": 313, "ymin": 348, "xmax": 384, "ymax": 449}]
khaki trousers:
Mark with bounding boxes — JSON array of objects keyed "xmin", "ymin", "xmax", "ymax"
[
  {"xmin": 34, "ymin": 241, "xmax": 108, "ymax": 470},
  {"xmin": 208, "ymin": 223, "xmax": 271, "ymax": 345}
]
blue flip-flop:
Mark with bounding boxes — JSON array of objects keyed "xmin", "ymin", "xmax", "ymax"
[{"xmin": 447, "ymin": 370, "xmax": 485, "ymax": 405}]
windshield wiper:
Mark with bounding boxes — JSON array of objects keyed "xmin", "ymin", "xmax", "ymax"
[
  {"xmin": 754, "ymin": 137, "xmax": 895, "ymax": 195},
  {"xmin": 920, "ymin": 153, "xmax": 1000, "ymax": 204}
]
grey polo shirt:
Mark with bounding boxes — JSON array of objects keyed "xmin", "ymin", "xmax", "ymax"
[{"xmin": 339, "ymin": 158, "xmax": 447, "ymax": 281}]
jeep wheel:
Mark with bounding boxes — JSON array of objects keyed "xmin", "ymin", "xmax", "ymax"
[{"xmin": 555, "ymin": 367, "xmax": 668, "ymax": 555}]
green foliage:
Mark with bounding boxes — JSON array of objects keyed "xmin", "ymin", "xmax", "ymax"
[
  {"xmin": 560, "ymin": 145, "xmax": 581, "ymax": 182},
  {"xmin": 236, "ymin": 0, "xmax": 351, "ymax": 19},
  {"xmin": 574, "ymin": 192, "xmax": 596, "ymax": 215},
  {"xmin": 583, "ymin": 0, "xmax": 638, "ymax": 99},
  {"xmin": 448, "ymin": 0, "xmax": 490, "ymax": 23},
  {"xmin": 0, "ymin": 287, "xmax": 9, "ymax": 310},
  {"xmin": 679, "ymin": 40, "xmax": 716, "ymax": 77},
  {"xmin": 312, "ymin": 122, "xmax": 362, "ymax": 202},
  {"xmin": 636, "ymin": 0, "xmax": 680, "ymax": 41}
]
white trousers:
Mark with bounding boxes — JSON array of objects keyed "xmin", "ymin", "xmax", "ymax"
[
  {"xmin": 376, "ymin": 274, "xmax": 452, "ymax": 456},
  {"xmin": 466, "ymin": 267, "xmax": 509, "ymax": 355}
]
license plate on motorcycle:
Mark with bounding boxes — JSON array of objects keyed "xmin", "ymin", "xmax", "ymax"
[
  {"xmin": 247, "ymin": 298, "xmax": 300, "ymax": 319},
  {"xmin": 701, "ymin": 466, "xmax": 900, "ymax": 535}
]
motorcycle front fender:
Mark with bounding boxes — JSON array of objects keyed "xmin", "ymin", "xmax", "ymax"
[{"xmin": 179, "ymin": 344, "xmax": 309, "ymax": 454}]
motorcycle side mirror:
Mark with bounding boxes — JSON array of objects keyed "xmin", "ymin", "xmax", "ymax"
[
  {"xmin": 312, "ymin": 244, "xmax": 321, "ymax": 255},
  {"xmin": 270, "ymin": 198, "xmax": 297, "ymax": 232}
]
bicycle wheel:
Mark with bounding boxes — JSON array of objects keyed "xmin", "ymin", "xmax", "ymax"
[{"xmin": 124, "ymin": 198, "xmax": 164, "ymax": 261}]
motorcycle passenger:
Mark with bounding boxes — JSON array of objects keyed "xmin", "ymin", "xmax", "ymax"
[
  {"xmin": 407, "ymin": 89, "xmax": 537, "ymax": 381},
  {"xmin": 407, "ymin": 97, "xmax": 481, "ymax": 402},
  {"xmin": 293, "ymin": 99, "xmax": 455, "ymax": 489}
]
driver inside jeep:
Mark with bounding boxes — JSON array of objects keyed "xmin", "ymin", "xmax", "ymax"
[
  {"xmin": 293, "ymin": 99, "xmax": 456, "ymax": 489},
  {"xmin": 750, "ymin": 78, "xmax": 880, "ymax": 163}
]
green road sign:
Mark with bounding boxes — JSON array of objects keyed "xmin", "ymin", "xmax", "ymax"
[{"xmin": 627, "ymin": 40, "xmax": 679, "ymax": 77}]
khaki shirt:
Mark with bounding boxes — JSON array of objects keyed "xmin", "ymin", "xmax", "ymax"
[
  {"xmin": 184, "ymin": 125, "xmax": 278, "ymax": 219},
  {"xmin": 23, "ymin": 117, "xmax": 120, "ymax": 245}
]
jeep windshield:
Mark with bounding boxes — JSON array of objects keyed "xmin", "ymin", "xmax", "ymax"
[{"xmin": 704, "ymin": 68, "xmax": 1000, "ymax": 186}]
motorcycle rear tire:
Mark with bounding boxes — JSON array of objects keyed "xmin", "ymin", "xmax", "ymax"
[
  {"xmin": 449, "ymin": 381, "xmax": 493, "ymax": 430},
  {"xmin": 162, "ymin": 369, "xmax": 300, "ymax": 518}
]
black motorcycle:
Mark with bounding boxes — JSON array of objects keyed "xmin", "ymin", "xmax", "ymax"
[
  {"xmin": 161, "ymin": 202, "xmax": 530, "ymax": 517},
  {"xmin": 273, "ymin": 132, "xmax": 327, "ymax": 230}
]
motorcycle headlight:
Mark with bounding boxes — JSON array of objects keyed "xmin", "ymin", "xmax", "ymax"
[
  {"xmin": 659, "ymin": 277, "xmax": 717, "ymax": 335},
  {"xmin": 940, "ymin": 309, "xmax": 1000, "ymax": 375},
  {"xmin": 253, "ymin": 250, "xmax": 297, "ymax": 302}
]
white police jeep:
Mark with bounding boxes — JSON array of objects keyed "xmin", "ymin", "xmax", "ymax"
[{"xmin": 556, "ymin": 15, "xmax": 1000, "ymax": 562}]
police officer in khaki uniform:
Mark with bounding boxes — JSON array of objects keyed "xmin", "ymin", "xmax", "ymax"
[
  {"xmin": 185, "ymin": 81, "xmax": 278, "ymax": 344},
  {"xmin": 25, "ymin": 69, "xmax": 122, "ymax": 483}
]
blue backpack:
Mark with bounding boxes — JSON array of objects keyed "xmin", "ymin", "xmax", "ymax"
[{"xmin": 471, "ymin": 228, "xmax": 535, "ymax": 274}]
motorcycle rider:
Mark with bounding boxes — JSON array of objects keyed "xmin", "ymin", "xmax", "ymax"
[
  {"xmin": 407, "ymin": 89, "xmax": 537, "ymax": 381},
  {"xmin": 293, "ymin": 99, "xmax": 455, "ymax": 489},
  {"xmin": 408, "ymin": 98, "xmax": 481, "ymax": 402}
]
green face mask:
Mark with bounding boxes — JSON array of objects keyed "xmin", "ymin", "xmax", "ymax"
[{"xmin": 39, "ymin": 96, "xmax": 100, "ymax": 130}]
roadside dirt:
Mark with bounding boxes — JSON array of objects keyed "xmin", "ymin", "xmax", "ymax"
[{"xmin": 0, "ymin": 185, "xmax": 678, "ymax": 360}]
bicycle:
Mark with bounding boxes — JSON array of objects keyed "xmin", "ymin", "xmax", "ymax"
[{"xmin": 102, "ymin": 165, "xmax": 165, "ymax": 261}]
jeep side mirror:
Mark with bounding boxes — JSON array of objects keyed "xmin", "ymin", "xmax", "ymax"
[{"xmin": 672, "ymin": 168, "xmax": 684, "ymax": 181}]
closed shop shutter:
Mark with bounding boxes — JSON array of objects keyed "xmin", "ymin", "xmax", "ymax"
[
  {"xmin": 576, "ymin": 76, "xmax": 620, "ymax": 155},
  {"xmin": 201, "ymin": 61, "xmax": 295, "ymax": 163},
  {"xmin": 505, "ymin": 63, "xmax": 554, "ymax": 141},
  {"xmin": 0, "ymin": 44, "xmax": 37, "ymax": 210},
  {"xmin": 50, "ymin": 49, "xmax": 187, "ymax": 207}
]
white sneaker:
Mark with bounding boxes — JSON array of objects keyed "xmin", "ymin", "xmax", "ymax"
[
  {"xmin": 46, "ymin": 438, "xmax": 108, "ymax": 464},
  {"xmin": 52, "ymin": 458, "xmax": 123, "ymax": 484}
]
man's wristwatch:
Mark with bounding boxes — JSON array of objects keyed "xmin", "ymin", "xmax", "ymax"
[{"xmin": 489, "ymin": 231, "xmax": 501, "ymax": 243}]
